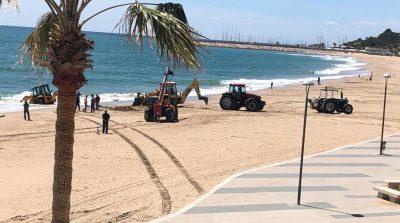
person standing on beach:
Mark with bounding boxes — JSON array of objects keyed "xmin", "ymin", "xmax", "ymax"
[
  {"xmin": 317, "ymin": 77, "xmax": 321, "ymax": 85},
  {"xmin": 23, "ymin": 101, "xmax": 31, "ymax": 121},
  {"xmin": 270, "ymin": 82, "xmax": 273, "ymax": 90},
  {"xmin": 83, "ymin": 95, "xmax": 88, "ymax": 113},
  {"xmin": 75, "ymin": 91, "xmax": 81, "ymax": 112},
  {"xmin": 95, "ymin": 94, "xmax": 100, "ymax": 110},
  {"xmin": 102, "ymin": 111, "xmax": 110, "ymax": 134},
  {"xmin": 369, "ymin": 72, "xmax": 373, "ymax": 82},
  {"xmin": 90, "ymin": 94, "xmax": 95, "ymax": 113}
]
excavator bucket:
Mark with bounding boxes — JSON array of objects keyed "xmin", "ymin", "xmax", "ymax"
[
  {"xmin": 179, "ymin": 79, "xmax": 208, "ymax": 105},
  {"xmin": 199, "ymin": 96, "xmax": 208, "ymax": 105}
]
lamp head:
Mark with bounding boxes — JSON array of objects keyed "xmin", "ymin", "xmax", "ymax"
[
  {"xmin": 383, "ymin": 73, "xmax": 391, "ymax": 79},
  {"xmin": 302, "ymin": 80, "xmax": 314, "ymax": 86}
]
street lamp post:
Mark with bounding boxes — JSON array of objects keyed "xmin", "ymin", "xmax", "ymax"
[
  {"xmin": 380, "ymin": 73, "xmax": 391, "ymax": 155},
  {"xmin": 297, "ymin": 80, "xmax": 314, "ymax": 205}
]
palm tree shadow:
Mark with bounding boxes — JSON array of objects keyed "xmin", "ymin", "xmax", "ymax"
[{"xmin": 300, "ymin": 204, "xmax": 364, "ymax": 218}]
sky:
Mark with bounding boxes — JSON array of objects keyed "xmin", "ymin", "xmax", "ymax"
[{"xmin": 1, "ymin": 0, "xmax": 400, "ymax": 44}]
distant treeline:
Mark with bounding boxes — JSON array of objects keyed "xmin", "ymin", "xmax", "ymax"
[{"xmin": 345, "ymin": 29, "xmax": 400, "ymax": 52}]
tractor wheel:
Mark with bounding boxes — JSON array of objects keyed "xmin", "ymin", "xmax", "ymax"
[
  {"xmin": 132, "ymin": 97, "xmax": 142, "ymax": 106},
  {"xmin": 258, "ymin": 103, "xmax": 265, "ymax": 111},
  {"xmin": 219, "ymin": 95, "xmax": 237, "ymax": 110},
  {"xmin": 245, "ymin": 99, "xmax": 259, "ymax": 112},
  {"xmin": 36, "ymin": 97, "xmax": 44, "ymax": 104},
  {"xmin": 144, "ymin": 106, "xmax": 155, "ymax": 122},
  {"xmin": 343, "ymin": 104, "xmax": 353, "ymax": 114},
  {"xmin": 165, "ymin": 108, "xmax": 176, "ymax": 122},
  {"xmin": 323, "ymin": 101, "xmax": 335, "ymax": 113}
]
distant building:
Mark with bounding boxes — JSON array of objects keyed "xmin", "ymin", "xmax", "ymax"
[{"xmin": 365, "ymin": 47, "xmax": 392, "ymax": 56}]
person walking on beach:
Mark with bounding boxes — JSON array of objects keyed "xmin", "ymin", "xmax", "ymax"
[
  {"xmin": 102, "ymin": 110, "xmax": 110, "ymax": 134},
  {"xmin": 95, "ymin": 94, "xmax": 100, "ymax": 110},
  {"xmin": 317, "ymin": 77, "xmax": 321, "ymax": 85},
  {"xmin": 23, "ymin": 101, "xmax": 31, "ymax": 121},
  {"xmin": 270, "ymin": 82, "xmax": 274, "ymax": 90},
  {"xmin": 369, "ymin": 72, "xmax": 373, "ymax": 82},
  {"xmin": 90, "ymin": 94, "xmax": 95, "ymax": 113},
  {"xmin": 75, "ymin": 91, "xmax": 81, "ymax": 112},
  {"xmin": 83, "ymin": 95, "xmax": 88, "ymax": 113}
]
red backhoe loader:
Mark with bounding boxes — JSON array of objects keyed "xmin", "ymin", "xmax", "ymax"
[{"xmin": 144, "ymin": 68, "xmax": 178, "ymax": 122}]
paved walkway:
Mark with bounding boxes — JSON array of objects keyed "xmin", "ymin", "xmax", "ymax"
[{"xmin": 157, "ymin": 135, "xmax": 400, "ymax": 223}]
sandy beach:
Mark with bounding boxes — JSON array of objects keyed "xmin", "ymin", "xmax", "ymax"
[{"xmin": 1, "ymin": 52, "xmax": 400, "ymax": 223}]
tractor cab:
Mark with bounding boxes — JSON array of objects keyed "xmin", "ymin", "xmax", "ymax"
[
  {"xmin": 164, "ymin": 82, "xmax": 177, "ymax": 95},
  {"xmin": 319, "ymin": 87, "xmax": 344, "ymax": 100},
  {"xmin": 309, "ymin": 86, "xmax": 353, "ymax": 114},
  {"xmin": 229, "ymin": 84, "xmax": 246, "ymax": 94},
  {"xmin": 160, "ymin": 82, "xmax": 178, "ymax": 105}
]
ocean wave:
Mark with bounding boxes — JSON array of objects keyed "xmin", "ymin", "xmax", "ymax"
[
  {"xmin": 285, "ymin": 53, "xmax": 367, "ymax": 76},
  {"xmin": 0, "ymin": 91, "xmax": 56, "ymax": 113},
  {"xmin": 315, "ymin": 57, "xmax": 366, "ymax": 75},
  {"xmin": 193, "ymin": 73, "xmax": 368, "ymax": 96}
]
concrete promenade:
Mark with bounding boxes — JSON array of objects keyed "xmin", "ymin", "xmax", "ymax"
[{"xmin": 157, "ymin": 135, "xmax": 400, "ymax": 223}]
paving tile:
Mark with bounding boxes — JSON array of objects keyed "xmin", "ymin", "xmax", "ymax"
[
  {"xmin": 277, "ymin": 162, "xmax": 389, "ymax": 167},
  {"xmin": 215, "ymin": 186, "xmax": 348, "ymax": 194},
  {"xmin": 331, "ymin": 212, "xmax": 400, "ymax": 219},
  {"xmin": 239, "ymin": 173, "xmax": 370, "ymax": 178},
  {"xmin": 344, "ymin": 195, "xmax": 376, "ymax": 198},
  {"xmin": 184, "ymin": 202, "xmax": 336, "ymax": 215}
]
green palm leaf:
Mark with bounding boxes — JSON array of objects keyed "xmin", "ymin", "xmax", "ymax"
[
  {"xmin": 117, "ymin": 2, "xmax": 203, "ymax": 70},
  {"xmin": 20, "ymin": 12, "xmax": 57, "ymax": 66}
]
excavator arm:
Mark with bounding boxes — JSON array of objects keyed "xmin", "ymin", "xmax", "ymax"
[{"xmin": 179, "ymin": 79, "xmax": 208, "ymax": 105}]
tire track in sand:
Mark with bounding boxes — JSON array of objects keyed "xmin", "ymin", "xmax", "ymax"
[
  {"xmin": 76, "ymin": 116, "xmax": 171, "ymax": 215},
  {"xmin": 113, "ymin": 120, "xmax": 204, "ymax": 194}
]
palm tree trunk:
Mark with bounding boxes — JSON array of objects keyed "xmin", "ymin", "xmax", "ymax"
[{"xmin": 52, "ymin": 90, "xmax": 76, "ymax": 223}]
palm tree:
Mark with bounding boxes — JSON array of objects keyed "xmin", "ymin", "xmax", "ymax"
[{"xmin": 1, "ymin": 1, "xmax": 202, "ymax": 222}]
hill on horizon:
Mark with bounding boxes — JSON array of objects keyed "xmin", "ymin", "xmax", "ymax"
[{"xmin": 345, "ymin": 29, "xmax": 400, "ymax": 53}]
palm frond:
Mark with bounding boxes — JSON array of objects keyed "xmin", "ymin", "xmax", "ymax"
[
  {"xmin": 156, "ymin": 3, "xmax": 188, "ymax": 24},
  {"xmin": 117, "ymin": 2, "xmax": 203, "ymax": 70},
  {"xmin": 20, "ymin": 12, "xmax": 57, "ymax": 66}
]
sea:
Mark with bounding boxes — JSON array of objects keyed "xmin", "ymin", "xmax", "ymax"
[{"xmin": 0, "ymin": 25, "xmax": 367, "ymax": 112}]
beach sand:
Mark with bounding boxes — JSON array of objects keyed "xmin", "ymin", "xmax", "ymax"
[{"xmin": 1, "ymin": 53, "xmax": 400, "ymax": 223}]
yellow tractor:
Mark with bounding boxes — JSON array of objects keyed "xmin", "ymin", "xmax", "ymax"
[
  {"xmin": 21, "ymin": 84, "xmax": 57, "ymax": 104},
  {"xmin": 133, "ymin": 79, "xmax": 208, "ymax": 106}
]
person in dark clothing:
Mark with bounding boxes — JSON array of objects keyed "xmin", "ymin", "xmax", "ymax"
[
  {"xmin": 317, "ymin": 77, "xmax": 321, "ymax": 85},
  {"xmin": 270, "ymin": 82, "xmax": 273, "ymax": 90},
  {"xmin": 95, "ymin": 94, "xmax": 100, "ymax": 110},
  {"xmin": 76, "ymin": 91, "xmax": 81, "ymax": 112},
  {"xmin": 102, "ymin": 111, "xmax": 110, "ymax": 134},
  {"xmin": 90, "ymin": 94, "xmax": 95, "ymax": 113},
  {"xmin": 23, "ymin": 101, "xmax": 31, "ymax": 121}
]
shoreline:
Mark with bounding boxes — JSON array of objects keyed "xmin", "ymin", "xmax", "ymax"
[{"xmin": 0, "ymin": 49, "xmax": 369, "ymax": 114}]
